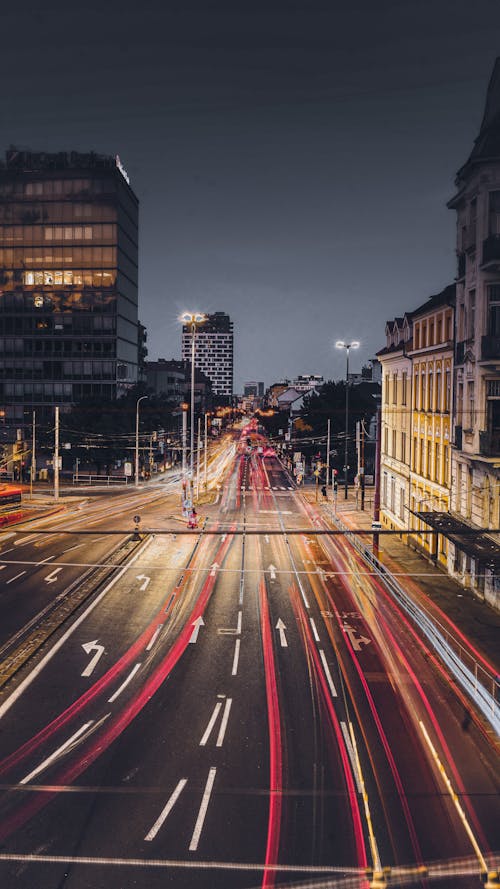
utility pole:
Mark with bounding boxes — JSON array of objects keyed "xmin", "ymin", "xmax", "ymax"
[
  {"xmin": 54, "ymin": 405, "xmax": 59, "ymax": 502},
  {"xmin": 181, "ymin": 402, "xmax": 188, "ymax": 504},
  {"xmin": 326, "ymin": 418, "xmax": 331, "ymax": 489},
  {"xmin": 360, "ymin": 419, "xmax": 366, "ymax": 511},
  {"xmin": 373, "ymin": 404, "xmax": 381, "ymax": 557},
  {"xmin": 30, "ymin": 410, "xmax": 36, "ymax": 500},
  {"xmin": 204, "ymin": 412, "xmax": 208, "ymax": 490},
  {"xmin": 196, "ymin": 415, "xmax": 201, "ymax": 502}
]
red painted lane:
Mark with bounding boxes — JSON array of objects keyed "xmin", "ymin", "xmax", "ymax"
[{"xmin": 258, "ymin": 579, "xmax": 283, "ymax": 889}]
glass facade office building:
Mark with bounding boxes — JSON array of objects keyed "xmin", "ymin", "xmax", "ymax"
[{"xmin": 0, "ymin": 148, "xmax": 139, "ymax": 424}]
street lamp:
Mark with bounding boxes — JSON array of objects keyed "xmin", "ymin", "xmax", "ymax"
[
  {"xmin": 135, "ymin": 395, "xmax": 148, "ymax": 487},
  {"xmin": 336, "ymin": 340, "xmax": 359, "ymax": 499},
  {"xmin": 180, "ymin": 312, "xmax": 206, "ymax": 501}
]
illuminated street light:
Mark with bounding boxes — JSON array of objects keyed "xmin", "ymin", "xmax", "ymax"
[
  {"xmin": 135, "ymin": 395, "xmax": 148, "ymax": 487},
  {"xmin": 335, "ymin": 340, "xmax": 360, "ymax": 499},
  {"xmin": 180, "ymin": 313, "xmax": 206, "ymax": 501}
]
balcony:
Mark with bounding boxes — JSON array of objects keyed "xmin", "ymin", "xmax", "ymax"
[
  {"xmin": 455, "ymin": 341, "xmax": 465, "ymax": 364},
  {"xmin": 462, "ymin": 226, "xmax": 476, "ymax": 252},
  {"xmin": 479, "ymin": 430, "xmax": 500, "ymax": 457},
  {"xmin": 482, "ymin": 234, "xmax": 500, "ymax": 267},
  {"xmin": 454, "ymin": 425, "xmax": 463, "ymax": 449},
  {"xmin": 457, "ymin": 252, "xmax": 466, "ymax": 278},
  {"xmin": 481, "ymin": 335, "xmax": 500, "ymax": 361}
]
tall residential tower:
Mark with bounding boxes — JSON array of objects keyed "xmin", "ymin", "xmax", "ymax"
[{"xmin": 181, "ymin": 311, "xmax": 233, "ymax": 399}]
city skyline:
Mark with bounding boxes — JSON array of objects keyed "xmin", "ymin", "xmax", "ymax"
[{"xmin": 2, "ymin": 2, "xmax": 500, "ymax": 390}]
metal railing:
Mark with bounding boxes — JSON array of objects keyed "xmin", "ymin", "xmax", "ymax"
[
  {"xmin": 71, "ymin": 474, "xmax": 130, "ymax": 485},
  {"xmin": 333, "ymin": 513, "xmax": 500, "ymax": 735}
]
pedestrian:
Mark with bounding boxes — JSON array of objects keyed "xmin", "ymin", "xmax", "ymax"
[{"xmin": 321, "ymin": 484, "xmax": 327, "ymax": 500}]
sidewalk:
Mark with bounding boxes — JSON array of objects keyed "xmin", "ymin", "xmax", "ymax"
[{"xmin": 302, "ymin": 487, "xmax": 500, "ymax": 675}]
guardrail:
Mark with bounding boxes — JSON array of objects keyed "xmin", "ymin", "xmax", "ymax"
[
  {"xmin": 72, "ymin": 474, "xmax": 130, "ymax": 485},
  {"xmin": 334, "ymin": 513, "xmax": 500, "ymax": 736}
]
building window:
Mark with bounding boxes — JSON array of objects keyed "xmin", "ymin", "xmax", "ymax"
[
  {"xmin": 392, "ymin": 372, "xmax": 398, "ymax": 404},
  {"xmin": 436, "ymin": 370, "xmax": 442, "ymax": 412},
  {"xmin": 445, "ymin": 370, "xmax": 451, "ymax": 412},
  {"xmin": 413, "ymin": 372, "xmax": 419, "ymax": 409},
  {"xmin": 384, "ymin": 374, "xmax": 389, "ymax": 403},
  {"xmin": 392, "ymin": 429, "xmax": 397, "ymax": 457},
  {"xmin": 428, "ymin": 371, "xmax": 433, "ymax": 411},
  {"xmin": 468, "ymin": 290, "xmax": 476, "ymax": 341},
  {"xmin": 435, "ymin": 442, "xmax": 440, "ymax": 483},
  {"xmin": 402, "ymin": 371, "xmax": 407, "ymax": 405},
  {"xmin": 467, "ymin": 381, "xmax": 475, "ymax": 429},
  {"xmin": 487, "ymin": 284, "xmax": 500, "ymax": 336}
]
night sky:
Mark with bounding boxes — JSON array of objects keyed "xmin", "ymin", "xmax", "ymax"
[{"xmin": 2, "ymin": 1, "xmax": 500, "ymax": 390}]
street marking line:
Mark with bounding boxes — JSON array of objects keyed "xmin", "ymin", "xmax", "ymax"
[
  {"xmin": 419, "ymin": 720, "xmax": 488, "ymax": 873},
  {"xmin": 236, "ymin": 611, "xmax": 242, "ymax": 635},
  {"xmin": 146, "ymin": 625, "xmax": 163, "ymax": 651},
  {"xmin": 309, "ymin": 618, "xmax": 320, "ymax": 642},
  {"xmin": 340, "ymin": 722, "xmax": 363, "ymax": 794},
  {"xmin": 189, "ymin": 767, "xmax": 217, "ymax": 852},
  {"xmin": 107, "ymin": 663, "xmax": 141, "ymax": 703},
  {"xmin": 319, "ymin": 650, "xmax": 338, "ymax": 698},
  {"xmin": 6, "ymin": 571, "xmax": 26, "ymax": 584},
  {"xmin": 20, "ymin": 721, "xmax": 94, "ymax": 785},
  {"xmin": 231, "ymin": 639, "xmax": 240, "ymax": 676},
  {"xmin": 200, "ymin": 702, "xmax": 223, "ymax": 746},
  {"xmin": 216, "ymin": 698, "xmax": 232, "ymax": 747},
  {"xmin": 144, "ymin": 779, "xmax": 188, "ymax": 841}
]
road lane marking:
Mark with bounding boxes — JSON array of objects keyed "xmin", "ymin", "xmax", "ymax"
[
  {"xmin": 189, "ymin": 616, "xmax": 205, "ymax": 643},
  {"xmin": 6, "ymin": 571, "xmax": 27, "ymax": 584},
  {"xmin": 146, "ymin": 625, "xmax": 163, "ymax": 651},
  {"xmin": 45, "ymin": 567, "xmax": 63, "ymax": 583},
  {"xmin": 236, "ymin": 611, "xmax": 242, "ymax": 634},
  {"xmin": 0, "ymin": 565, "xmax": 5, "ymax": 570},
  {"xmin": 20, "ymin": 721, "xmax": 94, "ymax": 785},
  {"xmin": 189, "ymin": 767, "xmax": 217, "ymax": 852},
  {"xmin": 276, "ymin": 619, "xmax": 288, "ymax": 648},
  {"xmin": 200, "ymin": 702, "xmax": 223, "ymax": 746},
  {"xmin": 216, "ymin": 698, "xmax": 232, "ymax": 747},
  {"xmin": 231, "ymin": 639, "xmax": 241, "ymax": 675},
  {"xmin": 14, "ymin": 535, "xmax": 36, "ymax": 547},
  {"xmin": 419, "ymin": 720, "xmax": 488, "ymax": 873},
  {"xmin": 81, "ymin": 640, "xmax": 105, "ymax": 677},
  {"xmin": 144, "ymin": 779, "xmax": 188, "ymax": 841},
  {"xmin": 37, "ymin": 555, "xmax": 56, "ymax": 565},
  {"xmin": 309, "ymin": 618, "xmax": 320, "ymax": 642},
  {"xmin": 340, "ymin": 722, "xmax": 363, "ymax": 793},
  {"xmin": 319, "ymin": 650, "xmax": 338, "ymax": 698},
  {"xmin": 107, "ymin": 663, "xmax": 141, "ymax": 703}
]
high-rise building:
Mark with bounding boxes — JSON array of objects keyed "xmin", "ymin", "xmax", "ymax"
[
  {"xmin": 181, "ymin": 311, "xmax": 233, "ymax": 398},
  {"xmin": 0, "ymin": 148, "xmax": 139, "ymax": 425}
]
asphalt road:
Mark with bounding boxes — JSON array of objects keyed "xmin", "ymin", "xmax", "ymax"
[{"xmin": 0, "ymin": 429, "xmax": 498, "ymax": 889}]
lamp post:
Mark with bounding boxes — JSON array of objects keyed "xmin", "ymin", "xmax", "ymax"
[
  {"xmin": 180, "ymin": 312, "xmax": 206, "ymax": 500},
  {"xmin": 135, "ymin": 395, "xmax": 148, "ymax": 487},
  {"xmin": 336, "ymin": 340, "xmax": 359, "ymax": 500}
]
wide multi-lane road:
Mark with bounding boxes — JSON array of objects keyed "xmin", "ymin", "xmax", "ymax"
[{"xmin": 0, "ymin": 428, "xmax": 498, "ymax": 889}]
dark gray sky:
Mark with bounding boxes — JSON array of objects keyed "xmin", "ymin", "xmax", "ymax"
[{"xmin": 2, "ymin": 0, "xmax": 500, "ymax": 389}]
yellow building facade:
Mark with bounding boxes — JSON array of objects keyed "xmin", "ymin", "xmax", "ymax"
[{"xmin": 408, "ymin": 287, "xmax": 455, "ymax": 566}]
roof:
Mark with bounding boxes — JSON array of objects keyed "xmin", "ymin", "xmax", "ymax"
[
  {"xmin": 410, "ymin": 283, "xmax": 456, "ymax": 320},
  {"xmin": 412, "ymin": 511, "xmax": 500, "ymax": 569},
  {"xmin": 457, "ymin": 57, "xmax": 500, "ymax": 176}
]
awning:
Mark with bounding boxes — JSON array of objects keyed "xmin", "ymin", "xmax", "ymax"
[{"xmin": 412, "ymin": 510, "xmax": 500, "ymax": 569}]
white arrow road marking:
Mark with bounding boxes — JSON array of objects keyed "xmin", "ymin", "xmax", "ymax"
[
  {"xmin": 343, "ymin": 623, "xmax": 371, "ymax": 652},
  {"xmin": 44, "ymin": 567, "xmax": 63, "ymax": 583},
  {"xmin": 268, "ymin": 563, "xmax": 277, "ymax": 580},
  {"xmin": 144, "ymin": 779, "xmax": 188, "ymax": 841},
  {"xmin": 319, "ymin": 650, "xmax": 338, "ymax": 698},
  {"xmin": 189, "ymin": 767, "xmax": 217, "ymax": 852},
  {"xmin": 265, "ymin": 535, "xmax": 270, "ymax": 544},
  {"xmin": 276, "ymin": 619, "xmax": 288, "ymax": 648},
  {"xmin": 136, "ymin": 574, "xmax": 151, "ymax": 591},
  {"xmin": 146, "ymin": 624, "xmax": 163, "ymax": 651},
  {"xmin": 0, "ymin": 565, "xmax": 5, "ymax": 570},
  {"xmin": 210, "ymin": 561, "xmax": 219, "ymax": 577},
  {"xmin": 20, "ymin": 721, "xmax": 94, "ymax": 785},
  {"xmin": 81, "ymin": 640, "xmax": 105, "ymax": 677},
  {"xmin": 189, "ymin": 616, "xmax": 205, "ymax": 643},
  {"xmin": 6, "ymin": 571, "xmax": 26, "ymax": 585},
  {"xmin": 107, "ymin": 663, "xmax": 141, "ymax": 703}
]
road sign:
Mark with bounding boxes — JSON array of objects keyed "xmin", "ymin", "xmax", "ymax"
[
  {"xmin": 124, "ymin": 461, "xmax": 132, "ymax": 477},
  {"xmin": 134, "ymin": 514, "xmax": 141, "ymax": 524},
  {"xmin": 183, "ymin": 499, "xmax": 192, "ymax": 510}
]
